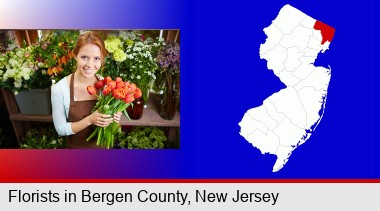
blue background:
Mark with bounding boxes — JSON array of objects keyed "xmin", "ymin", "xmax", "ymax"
[{"xmin": 0, "ymin": 0, "xmax": 378, "ymax": 179}]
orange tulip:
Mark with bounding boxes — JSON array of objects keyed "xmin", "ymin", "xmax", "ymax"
[
  {"xmin": 124, "ymin": 93, "xmax": 135, "ymax": 103},
  {"xmin": 115, "ymin": 81, "xmax": 125, "ymax": 89},
  {"xmin": 107, "ymin": 81, "xmax": 117, "ymax": 90},
  {"xmin": 87, "ymin": 85, "xmax": 96, "ymax": 95},
  {"xmin": 128, "ymin": 83, "xmax": 137, "ymax": 93},
  {"xmin": 104, "ymin": 76, "xmax": 112, "ymax": 84},
  {"xmin": 134, "ymin": 88, "xmax": 142, "ymax": 99},
  {"xmin": 102, "ymin": 86, "xmax": 113, "ymax": 95},
  {"xmin": 113, "ymin": 88, "xmax": 127, "ymax": 100},
  {"xmin": 115, "ymin": 77, "xmax": 123, "ymax": 83}
]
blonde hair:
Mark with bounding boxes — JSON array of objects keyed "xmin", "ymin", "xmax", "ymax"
[{"xmin": 73, "ymin": 31, "xmax": 107, "ymax": 66}]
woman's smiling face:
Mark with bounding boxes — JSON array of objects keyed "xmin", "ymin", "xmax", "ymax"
[{"xmin": 76, "ymin": 43, "xmax": 102, "ymax": 78}]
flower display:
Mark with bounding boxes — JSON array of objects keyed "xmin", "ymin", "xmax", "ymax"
[
  {"xmin": 156, "ymin": 42, "xmax": 180, "ymax": 74},
  {"xmin": 32, "ymin": 31, "xmax": 78, "ymax": 82},
  {"xmin": 0, "ymin": 45, "xmax": 43, "ymax": 93},
  {"xmin": 102, "ymin": 36, "xmax": 127, "ymax": 78},
  {"xmin": 0, "ymin": 31, "xmax": 79, "ymax": 93},
  {"xmin": 120, "ymin": 34, "xmax": 165, "ymax": 104},
  {"xmin": 86, "ymin": 76, "xmax": 142, "ymax": 149},
  {"xmin": 102, "ymin": 32, "xmax": 165, "ymax": 104}
]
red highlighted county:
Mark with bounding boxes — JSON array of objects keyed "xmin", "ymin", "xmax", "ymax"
[{"xmin": 313, "ymin": 20, "xmax": 335, "ymax": 44}]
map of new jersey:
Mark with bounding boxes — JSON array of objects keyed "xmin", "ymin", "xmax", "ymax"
[{"xmin": 239, "ymin": 4, "xmax": 335, "ymax": 172}]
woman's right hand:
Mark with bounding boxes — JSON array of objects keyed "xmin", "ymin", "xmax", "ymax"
[{"xmin": 88, "ymin": 110, "xmax": 113, "ymax": 127}]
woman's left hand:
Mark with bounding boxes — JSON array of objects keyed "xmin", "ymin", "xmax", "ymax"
[{"xmin": 113, "ymin": 112, "xmax": 122, "ymax": 124}]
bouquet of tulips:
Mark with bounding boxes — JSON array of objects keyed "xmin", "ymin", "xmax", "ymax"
[{"xmin": 86, "ymin": 76, "xmax": 142, "ymax": 149}]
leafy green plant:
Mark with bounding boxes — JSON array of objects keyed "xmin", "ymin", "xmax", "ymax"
[
  {"xmin": 21, "ymin": 126, "xmax": 65, "ymax": 149},
  {"xmin": 117, "ymin": 126, "xmax": 167, "ymax": 149}
]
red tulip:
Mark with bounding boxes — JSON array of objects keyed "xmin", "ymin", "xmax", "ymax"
[
  {"xmin": 87, "ymin": 85, "xmax": 96, "ymax": 95},
  {"xmin": 94, "ymin": 80, "xmax": 105, "ymax": 89},
  {"xmin": 124, "ymin": 93, "xmax": 135, "ymax": 103},
  {"xmin": 107, "ymin": 81, "xmax": 117, "ymax": 90},
  {"xmin": 134, "ymin": 88, "xmax": 142, "ymax": 99}
]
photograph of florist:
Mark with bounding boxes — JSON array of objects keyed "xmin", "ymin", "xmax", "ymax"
[{"xmin": 0, "ymin": 29, "xmax": 180, "ymax": 149}]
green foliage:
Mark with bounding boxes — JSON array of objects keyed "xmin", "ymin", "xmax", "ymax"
[
  {"xmin": 21, "ymin": 126, "xmax": 65, "ymax": 149},
  {"xmin": 118, "ymin": 126, "xmax": 167, "ymax": 149}
]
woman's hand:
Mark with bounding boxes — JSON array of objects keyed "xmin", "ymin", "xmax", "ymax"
[
  {"xmin": 113, "ymin": 112, "xmax": 122, "ymax": 124},
  {"xmin": 89, "ymin": 110, "xmax": 113, "ymax": 127}
]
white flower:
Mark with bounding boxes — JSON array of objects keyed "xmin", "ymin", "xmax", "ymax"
[
  {"xmin": 14, "ymin": 79, "xmax": 22, "ymax": 88},
  {"xmin": 20, "ymin": 67, "xmax": 32, "ymax": 79},
  {"xmin": 9, "ymin": 58, "xmax": 18, "ymax": 67},
  {"xmin": 133, "ymin": 47, "xmax": 142, "ymax": 52},
  {"xmin": 136, "ymin": 75, "xmax": 141, "ymax": 80},
  {"xmin": 16, "ymin": 50, "xmax": 24, "ymax": 57}
]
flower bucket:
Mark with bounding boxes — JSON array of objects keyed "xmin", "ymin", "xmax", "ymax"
[
  {"xmin": 14, "ymin": 88, "xmax": 52, "ymax": 115},
  {"xmin": 159, "ymin": 72, "xmax": 180, "ymax": 120}
]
